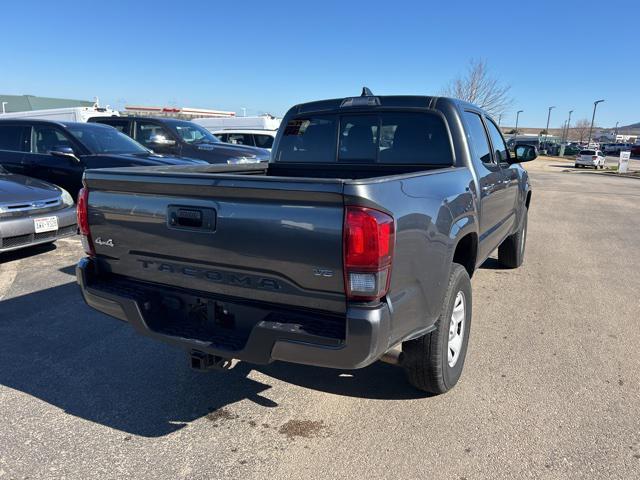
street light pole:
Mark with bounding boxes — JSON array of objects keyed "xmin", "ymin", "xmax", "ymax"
[
  {"xmin": 1, "ymin": 102, "xmax": 7, "ymax": 114},
  {"xmin": 498, "ymin": 114, "xmax": 502, "ymax": 127},
  {"xmin": 614, "ymin": 121, "xmax": 619, "ymax": 141},
  {"xmin": 588, "ymin": 99, "xmax": 605, "ymax": 146},
  {"xmin": 544, "ymin": 106, "xmax": 555, "ymax": 151},
  {"xmin": 565, "ymin": 110, "xmax": 573, "ymax": 143},
  {"xmin": 514, "ymin": 110, "xmax": 523, "ymax": 145}
]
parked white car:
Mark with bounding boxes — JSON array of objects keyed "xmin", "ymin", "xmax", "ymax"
[
  {"xmin": 213, "ymin": 129, "xmax": 277, "ymax": 150},
  {"xmin": 575, "ymin": 149, "xmax": 606, "ymax": 169}
]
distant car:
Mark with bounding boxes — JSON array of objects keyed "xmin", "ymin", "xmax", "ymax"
[
  {"xmin": 603, "ymin": 143, "xmax": 632, "ymax": 154},
  {"xmin": 0, "ymin": 164, "xmax": 76, "ymax": 253},
  {"xmin": 0, "ymin": 119, "xmax": 206, "ymax": 197},
  {"xmin": 562, "ymin": 144, "xmax": 581, "ymax": 155},
  {"xmin": 631, "ymin": 144, "xmax": 640, "ymax": 157},
  {"xmin": 213, "ymin": 129, "xmax": 277, "ymax": 150},
  {"xmin": 89, "ymin": 116, "xmax": 271, "ymax": 164},
  {"xmin": 575, "ymin": 149, "xmax": 606, "ymax": 169}
]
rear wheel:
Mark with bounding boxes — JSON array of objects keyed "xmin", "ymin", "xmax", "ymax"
[
  {"xmin": 498, "ymin": 207, "xmax": 528, "ymax": 268},
  {"xmin": 402, "ymin": 263, "xmax": 472, "ymax": 394}
]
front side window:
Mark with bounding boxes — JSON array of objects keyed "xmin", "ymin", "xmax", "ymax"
[
  {"xmin": 136, "ymin": 122, "xmax": 173, "ymax": 148},
  {"xmin": 254, "ymin": 134, "xmax": 274, "ymax": 149},
  {"xmin": 276, "ymin": 112, "xmax": 453, "ymax": 165},
  {"xmin": 0, "ymin": 125, "xmax": 30, "ymax": 152},
  {"xmin": 485, "ymin": 119, "xmax": 510, "ymax": 165},
  {"xmin": 66, "ymin": 123, "xmax": 148, "ymax": 154},
  {"xmin": 170, "ymin": 122, "xmax": 220, "ymax": 144},
  {"xmin": 227, "ymin": 133, "xmax": 254, "ymax": 146},
  {"xmin": 32, "ymin": 126, "xmax": 74, "ymax": 154},
  {"xmin": 464, "ymin": 112, "xmax": 493, "ymax": 166}
]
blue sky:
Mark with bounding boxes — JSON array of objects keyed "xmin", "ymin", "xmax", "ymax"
[{"xmin": 1, "ymin": 0, "xmax": 638, "ymax": 128}]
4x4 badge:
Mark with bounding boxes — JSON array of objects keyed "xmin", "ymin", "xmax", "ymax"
[{"xmin": 95, "ymin": 237, "xmax": 114, "ymax": 247}]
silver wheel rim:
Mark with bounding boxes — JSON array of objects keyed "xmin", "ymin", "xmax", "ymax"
[{"xmin": 448, "ymin": 291, "xmax": 466, "ymax": 368}]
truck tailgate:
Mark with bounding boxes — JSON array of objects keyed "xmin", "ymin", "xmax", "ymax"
[{"xmin": 84, "ymin": 169, "xmax": 347, "ymax": 314}]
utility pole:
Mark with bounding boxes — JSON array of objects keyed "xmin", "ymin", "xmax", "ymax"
[
  {"xmin": 614, "ymin": 121, "xmax": 619, "ymax": 142},
  {"xmin": 514, "ymin": 110, "xmax": 523, "ymax": 145},
  {"xmin": 588, "ymin": 99, "xmax": 605, "ymax": 146},
  {"xmin": 498, "ymin": 114, "xmax": 502, "ymax": 127},
  {"xmin": 544, "ymin": 106, "xmax": 555, "ymax": 151}
]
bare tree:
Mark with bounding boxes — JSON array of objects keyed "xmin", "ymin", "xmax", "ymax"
[
  {"xmin": 441, "ymin": 59, "xmax": 513, "ymax": 118},
  {"xmin": 569, "ymin": 119, "xmax": 591, "ymax": 143}
]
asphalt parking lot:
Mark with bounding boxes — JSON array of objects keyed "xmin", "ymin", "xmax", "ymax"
[{"xmin": 1, "ymin": 157, "xmax": 639, "ymax": 479}]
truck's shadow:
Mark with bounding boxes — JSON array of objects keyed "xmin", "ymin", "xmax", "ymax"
[{"xmin": 0, "ymin": 282, "xmax": 424, "ymax": 438}]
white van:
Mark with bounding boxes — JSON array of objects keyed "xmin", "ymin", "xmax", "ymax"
[
  {"xmin": 0, "ymin": 106, "xmax": 119, "ymax": 122},
  {"xmin": 192, "ymin": 115, "xmax": 281, "ymax": 132}
]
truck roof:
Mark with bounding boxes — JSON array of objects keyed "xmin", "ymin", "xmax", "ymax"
[{"xmin": 288, "ymin": 94, "xmax": 474, "ymax": 115}]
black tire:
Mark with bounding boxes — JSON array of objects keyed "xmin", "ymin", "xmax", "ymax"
[
  {"xmin": 498, "ymin": 207, "xmax": 528, "ymax": 268},
  {"xmin": 402, "ymin": 263, "xmax": 472, "ymax": 394}
]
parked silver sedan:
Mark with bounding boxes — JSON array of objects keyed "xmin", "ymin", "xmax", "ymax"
[{"xmin": 0, "ymin": 165, "xmax": 77, "ymax": 253}]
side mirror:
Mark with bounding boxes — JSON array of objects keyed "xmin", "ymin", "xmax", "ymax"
[
  {"xmin": 50, "ymin": 146, "xmax": 81, "ymax": 163},
  {"xmin": 149, "ymin": 135, "xmax": 176, "ymax": 146},
  {"xmin": 512, "ymin": 144, "xmax": 538, "ymax": 163}
]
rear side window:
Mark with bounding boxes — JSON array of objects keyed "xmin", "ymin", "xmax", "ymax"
[
  {"xmin": 0, "ymin": 125, "xmax": 30, "ymax": 152},
  {"xmin": 463, "ymin": 112, "xmax": 493, "ymax": 165},
  {"xmin": 275, "ymin": 112, "xmax": 453, "ymax": 165},
  {"xmin": 96, "ymin": 119, "xmax": 129, "ymax": 133}
]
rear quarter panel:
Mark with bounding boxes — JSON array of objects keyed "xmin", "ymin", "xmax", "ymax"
[{"xmin": 344, "ymin": 167, "xmax": 476, "ymax": 344}]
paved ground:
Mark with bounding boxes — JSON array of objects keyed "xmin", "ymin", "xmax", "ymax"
[{"xmin": 1, "ymin": 157, "xmax": 639, "ymax": 479}]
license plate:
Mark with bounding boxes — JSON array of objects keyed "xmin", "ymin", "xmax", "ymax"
[{"xmin": 34, "ymin": 216, "xmax": 58, "ymax": 233}]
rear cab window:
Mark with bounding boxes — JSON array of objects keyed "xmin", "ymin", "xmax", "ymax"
[
  {"xmin": 580, "ymin": 150, "xmax": 596, "ymax": 155},
  {"xmin": 274, "ymin": 112, "xmax": 453, "ymax": 165}
]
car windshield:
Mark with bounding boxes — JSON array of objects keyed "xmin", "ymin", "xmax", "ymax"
[
  {"xmin": 171, "ymin": 122, "xmax": 220, "ymax": 144},
  {"xmin": 66, "ymin": 123, "xmax": 149, "ymax": 154}
]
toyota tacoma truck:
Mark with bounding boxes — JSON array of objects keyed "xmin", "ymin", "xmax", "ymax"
[{"xmin": 76, "ymin": 91, "xmax": 535, "ymax": 393}]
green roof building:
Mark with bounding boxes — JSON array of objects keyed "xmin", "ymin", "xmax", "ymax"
[{"xmin": 0, "ymin": 94, "xmax": 94, "ymax": 113}]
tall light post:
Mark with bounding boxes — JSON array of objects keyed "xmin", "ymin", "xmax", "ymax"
[
  {"xmin": 614, "ymin": 121, "xmax": 619, "ymax": 142},
  {"xmin": 564, "ymin": 110, "xmax": 573, "ymax": 143},
  {"xmin": 1, "ymin": 102, "xmax": 7, "ymax": 114},
  {"xmin": 498, "ymin": 114, "xmax": 502, "ymax": 127},
  {"xmin": 588, "ymin": 99, "xmax": 605, "ymax": 146},
  {"xmin": 514, "ymin": 110, "xmax": 523, "ymax": 145},
  {"xmin": 544, "ymin": 106, "xmax": 555, "ymax": 150}
]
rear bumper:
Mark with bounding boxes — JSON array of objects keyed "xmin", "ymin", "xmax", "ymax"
[
  {"xmin": 76, "ymin": 257, "xmax": 392, "ymax": 369},
  {"xmin": 0, "ymin": 206, "xmax": 77, "ymax": 252}
]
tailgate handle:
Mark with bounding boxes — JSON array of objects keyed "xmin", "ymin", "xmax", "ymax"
[{"xmin": 168, "ymin": 206, "xmax": 216, "ymax": 231}]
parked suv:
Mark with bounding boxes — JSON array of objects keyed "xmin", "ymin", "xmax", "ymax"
[
  {"xmin": 575, "ymin": 149, "xmax": 606, "ymax": 169},
  {"xmin": 0, "ymin": 120, "xmax": 206, "ymax": 197},
  {"xmin": 89, "ymin": 117, "xmax": 271, "ymax": 164}
]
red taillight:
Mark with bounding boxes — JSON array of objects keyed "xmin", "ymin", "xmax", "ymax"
[
  {"xmin": 592, "ymin": 155, "xmax": 598, "ymax": 160},
  {"xmin": 76, "ymin": 187, "xmax": 95, "ymax": 256},
  {"xmin": 343, "ymin": 206, "xmax": 395, "ymax": 301}
]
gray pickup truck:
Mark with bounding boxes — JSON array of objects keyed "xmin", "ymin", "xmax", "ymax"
[{"xmin": 76, "ymin": 91, "xmax": 535, "ymax": 393}]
